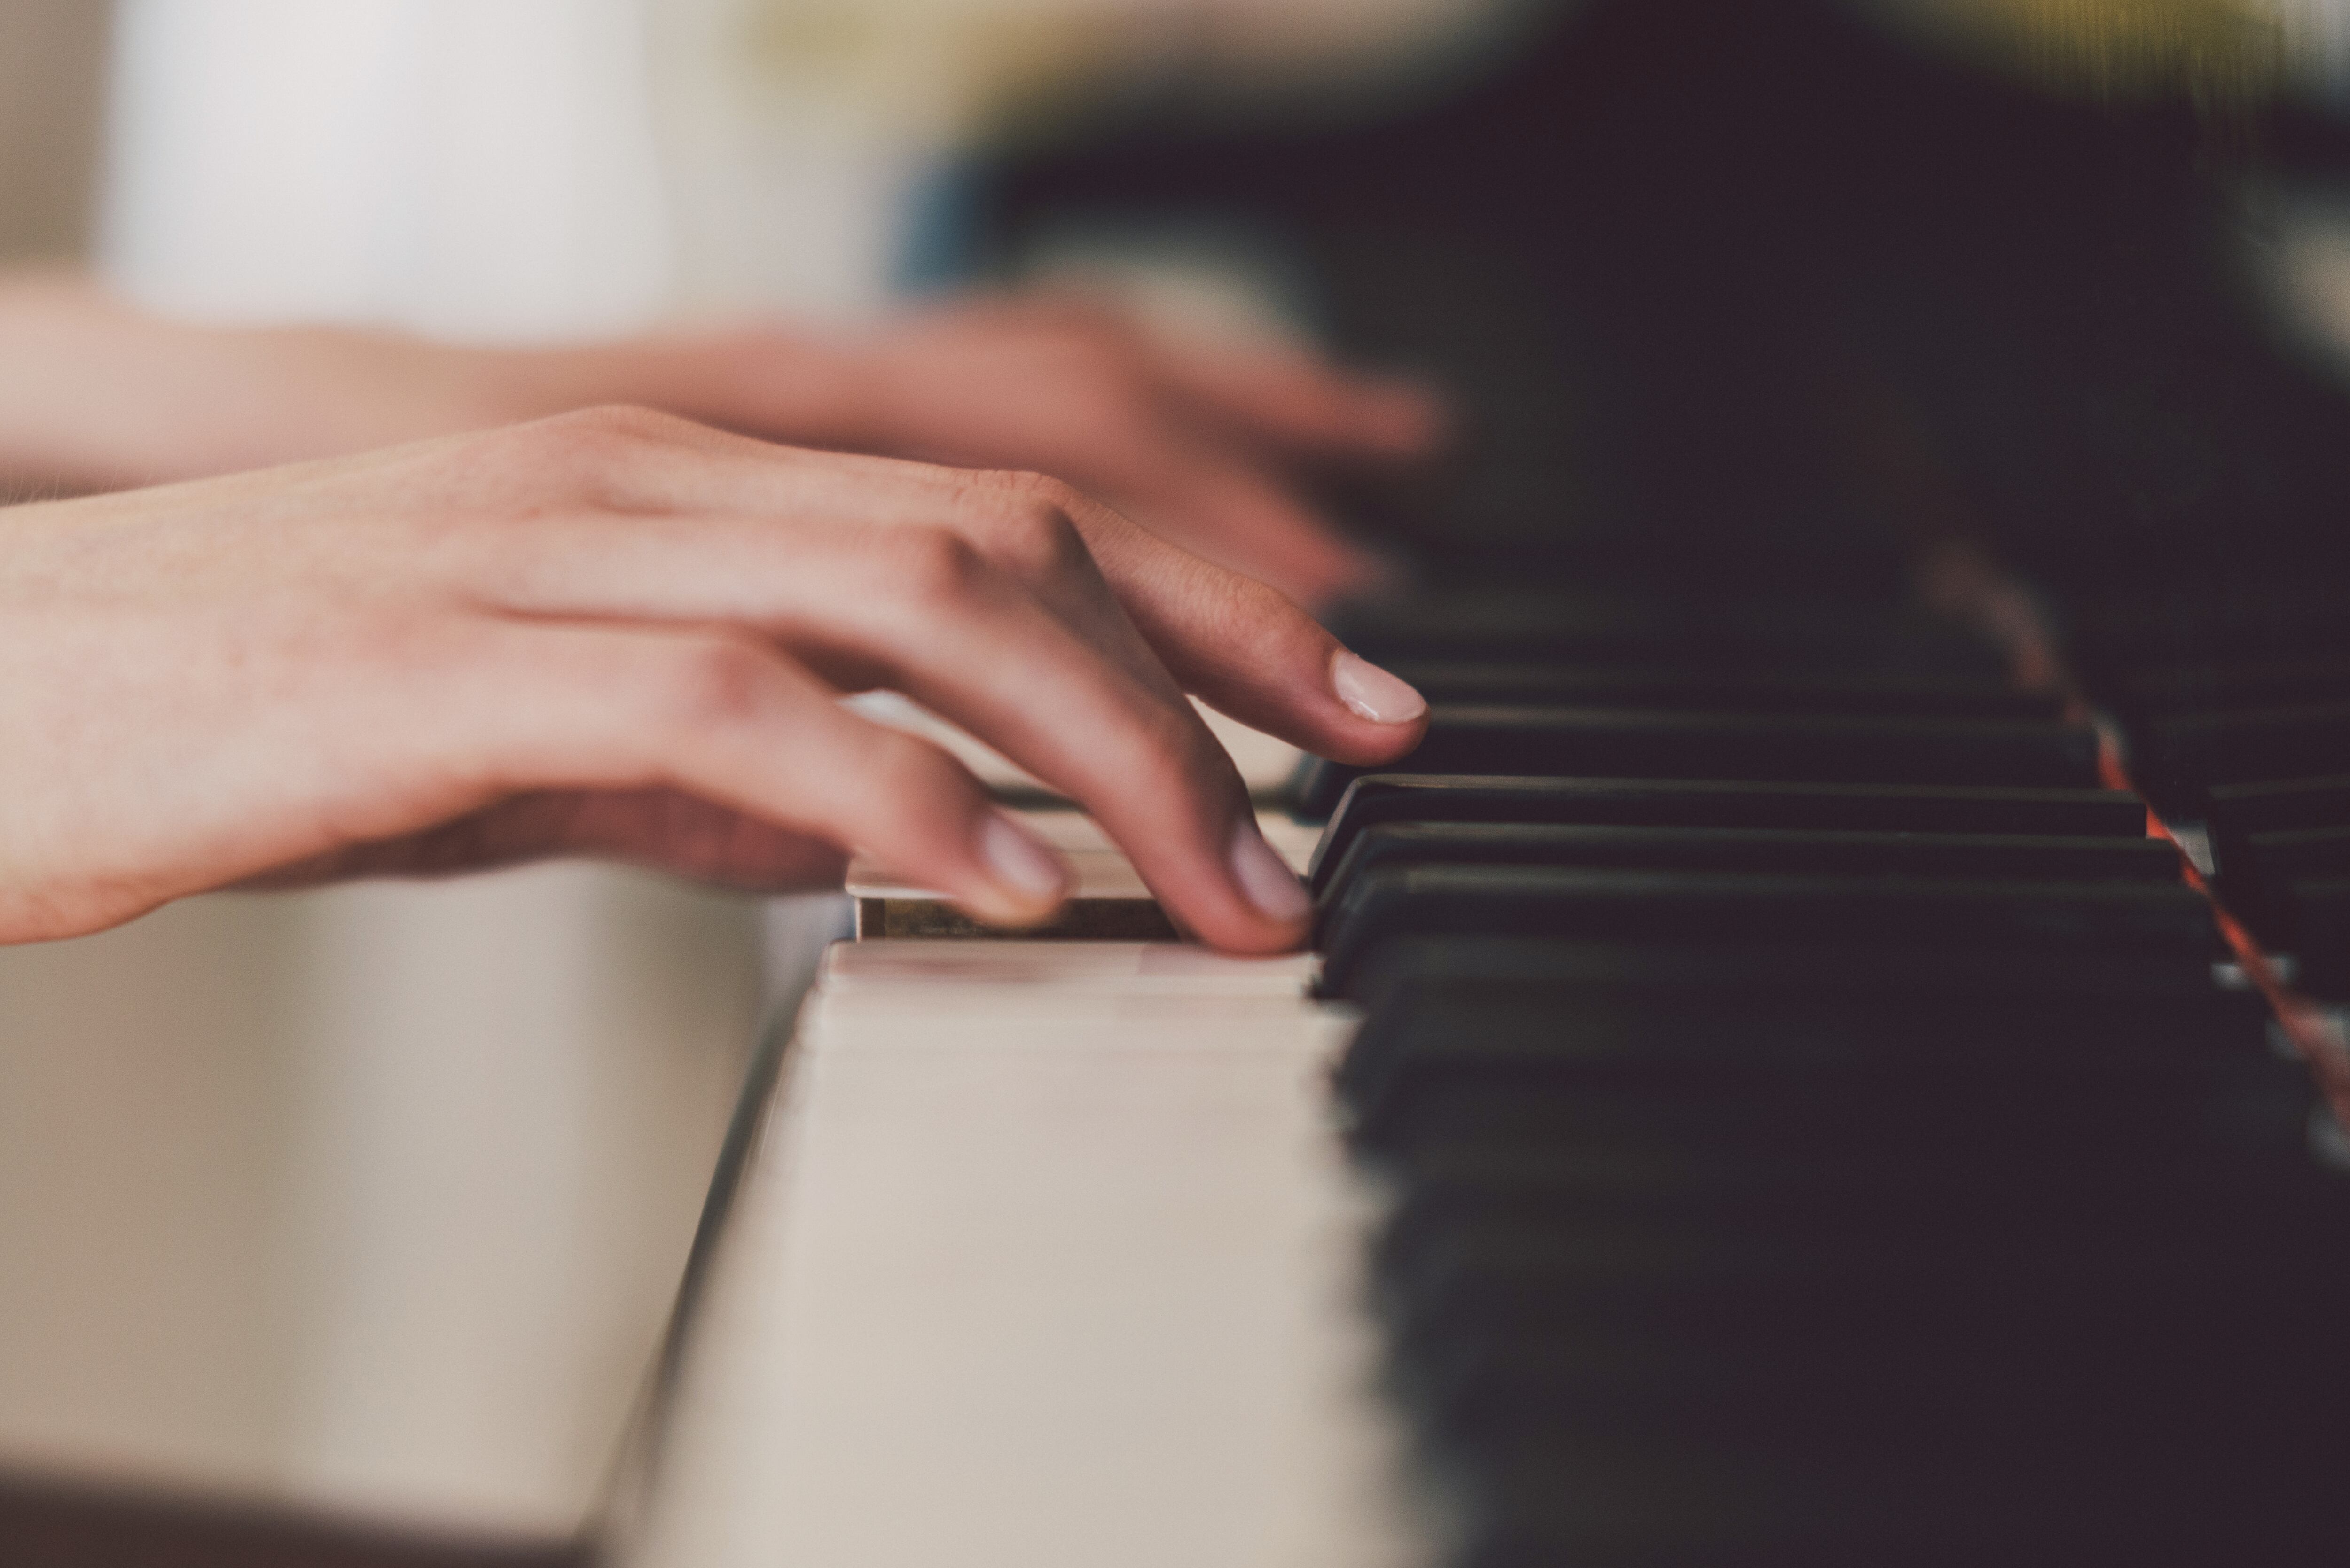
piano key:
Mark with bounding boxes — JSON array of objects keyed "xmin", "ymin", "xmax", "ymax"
[
  {"xmin": 1446, "ymin": 1419, "xmax": 2346, "ymax": 1568},
  {"xmin": 1336, "ymin": 967, "xmax": 2268, "ymax": 1101},
  {"xmin": 2099, "ymin": 654, "xmax": 2350, "ymax": 717},
  {"xmin": 1374, "ymin": 1130, "xmax": 2326, "ymax": 1256},
  {"xmin": 818, "ymin": 938, "xmax": 1317, "ymax": 999},
  {"xmin": 2209, "ymin": 825, "xmax": 2350, "ymax": 944},
  {"xmin": 2204, "ymin": 772, "xmax": 2350, "ymax": 837},
  {"xmin": 2066, "ymin": 584, "xmax": 2350, "ymax": 669},
  {"xmin": 846, "ymin": 690, "xmax": 1306, "ymax": 803},
  {"xmin": 2203, "ymin": 772, "xmax": 2350, "ymax": 885},
  {"xmin": 2128, "ymin": 699, "xmax": 2350, "ymax": 803},
  {"xmin": 1340, "ymin": 1006, "xmax": 2289, "ymax": 1160},
  {"xmin": 848, "ymin": 850, "xmax": 1178, "ymax": 940},
  {"xmin": 1308, "ymin": 775, "xmax": 2150, "ymax": 889},
  {"xmin": 619, "ymin": 999, "xmax": 1424, "ymax": 1568},
  {"xmin": 1293, "ymin": 704, "xmax": 2103, "ymax": 816},
  {"xmin": 1318, "ymin": 866, "xmax": 2224, "ymax": 998},
  {"xmin": 1315, "ymin": 821, "xmax": 2182, "ymax": 907},
  {"xmin": 1403, "ymin": 1297, "xmax": 2350, "ymax": 1501},
  {"xmin": 1331, "ymin": 934, "xmax": 2256, "ymax": 1013},
  {"xmin": 844, "ymin": 809, "xmax": 1317, "ymax": 941},
  {"xmin": 1329, "ymin": 590, "xmax": 2006, "ymax": 678},
  {"xmin": 1380, "ymin": 659, "xmax": 2060, "ymax": 718},
  {"xmin": 2288, "ymin": 877, "xmax": 2350, "ymax": 1000},
  {"xmin": 1378, "ymin": 1202, "xmax": 2350, "ymax": 1364}
]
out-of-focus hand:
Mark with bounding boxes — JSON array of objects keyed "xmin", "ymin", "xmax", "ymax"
[
  {"xmin": 0, "ymin": 408, "xmax": 1428, "ymax": 951},
  {"xmin": 669, "ymin": 296, "xmax": 1443, "ymax": 607},
  {"xmin": 0, "ymin": 276, "xmax": 1440, "ymax": 608}
]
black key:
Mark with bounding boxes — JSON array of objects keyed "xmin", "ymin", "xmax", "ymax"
[
  {"xmin": 1411, "ymin": 1295, "xmax": 2350, "ymax": 1498},
  {"xmin": 1378, "ymin": 1130, "xmax": 2319, "ymax": 1257},
  {"xmin": 2130, "ymin": 701, "xmax": 2350, "ymax": 804},
  {"xmin": 2103, "ymin": 655, "xmax": 2350, "ymax": 718},
  {"xmin": 1383, "ymin": 1199, "xmax": 2349, "ymax": 1363},
  {"xmin": 1308, "ymin": 776, "xmax": 2149, "ymax": 888},
  {"xmin": 2205, "ymin": 774, "xmax": 2350, "ymax": 887},
  {"xmin": 1318, "ymin": 866, "xmax": 2222, "ymax": 998},
  {"xmin": 2213, "ymin": 826, "xmax": 2350, "ymax": 944},
  {"xmin": 2068, "ymin": 584, "xmax": 2350, "ymax": 667},
  {"xmin": 1330, "ymin": 590, "xmax": 2005, "ymax": 677},
  {"xmin": 1337, "ymin": 984, "xmax": 2279, "ymax": 1154},
  {"xmin": 1449, "ymin": 1419, "xmax": 2349, "ymax": 1568},
  {"xmin": 2290, "ymin": 877, "xmax": 2350, "ymax": 1000},
  {"xmin": 2204, "ymin": 773, "xmax": 2350, "ymax": 837},
  {"xmin": 1383, "ymin": 660, "xmax": 2058, "ymax": 718},
  {"xmin": 1336, "ymin": 935, "xmax": 2251, "ymax": 1014},
  {"xmin": 1316, "ymin": 822, "xmax": 2180, "ymax": 908},
  {"xmin": 1293, "ymin": 705, "xmax": 2102, "ymax": 815}
]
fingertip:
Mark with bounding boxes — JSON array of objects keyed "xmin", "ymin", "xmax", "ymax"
[
  {"xmin": 1229, "ymin": 819, "xmax": 1312, "ymax": 926},
  {"xmin": 964, "ymin": 808, "xmax": 1072, "ymax": 927},
  {"xmin": 1308, "ymin": 647, "xmax": 1429, "ymax": 768},
  {"xmin": 1171, "ymin": 819, "xmax": 1310, "ymax": 955},
  {"xmin": 1331, "ymin": 649, "xmax": 1426, "ymax": 725}
]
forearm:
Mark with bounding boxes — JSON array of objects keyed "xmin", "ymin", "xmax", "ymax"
[{"xmin": 0, "ymin": 273, "xmax": 516, "ymax": 495}]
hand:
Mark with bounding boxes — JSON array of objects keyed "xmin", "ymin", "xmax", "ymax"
[
  {"xmin": 0, "ymin": 408, "xmax": 1429, "ymax": 952},
  {"xmin": 666, "ymin": 296, "xmax": 1443, "ymax": 607},
  {"xmin": 0, "ymin": 277, "xmax": 1441, "ymax": 608}
]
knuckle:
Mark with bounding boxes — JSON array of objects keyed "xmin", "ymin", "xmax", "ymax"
[
  {"xmin": 982, "ymin": 466, "xmax": 1081, "ymax": 509},
  {"xmin": 885, "ymin": 524, "xmax": 991, "ymax": 611},
  {"xmin": 504, "ymin": 405, "xmax": 685, "ymax": 494},
  {"xmin": 979, "ymin": 494, "xmax": 1089, "ymax": 582},
  {"xmin": 648, "ymin": 636, "xmax": 774, "ymax": 732},
  {"xmin": 862, "ymin": 731, "xmax": 969, "ymax": 818},
  {"xmin": 964, "ymin": 466, "xmax": 1093, "ymax": 526},
  {"xmin": 1126, "ymin": 698, "xmax": 1219, "ymax": 790}
]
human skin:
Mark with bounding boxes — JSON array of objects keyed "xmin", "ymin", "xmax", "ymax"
[
  {"xmin": 0, "ymin": 406, "xmax": 1429, "ymax": 952},
  {"xmin": 0, "ymin": 276, "xmax": 1440, "ymax": 607}
]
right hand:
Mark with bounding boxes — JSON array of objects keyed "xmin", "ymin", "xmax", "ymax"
[{"xmin": 0, "ymin": 408, "xmax": 1429, "ymax": 952}]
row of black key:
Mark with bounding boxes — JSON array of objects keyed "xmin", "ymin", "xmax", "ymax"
[
  {"xmin": 2063, "ymin": 587, "xmax": 2350, "ymax": 997},
  {"xmin": 1303, "ymin": 589, "xmax": 2346, "ymax": 1565}
]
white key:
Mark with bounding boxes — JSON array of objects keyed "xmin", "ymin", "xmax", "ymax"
[
  {"xmin": 845, "ymin": 692, "xmax": 1306, "ymax": 801},
  {"xmin": 821, "ymin": 937, "xmax": 1319, "ymax": 998},
  {"xmin": 612, "ymin": 969, "xmax": 1427, "ymax": 1568}
]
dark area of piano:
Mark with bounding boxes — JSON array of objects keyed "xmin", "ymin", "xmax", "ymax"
[{"xmin": 964, "ymin": 1, "xmax": 2350, "ymax": 1560}]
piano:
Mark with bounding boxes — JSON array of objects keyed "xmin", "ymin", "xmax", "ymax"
[{"xmin": 609, "ymin": 3, "xmax": 2350, "ymax": 1563}]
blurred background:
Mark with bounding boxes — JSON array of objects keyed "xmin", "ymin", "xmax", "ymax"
[{"xmin": 11, "ymin": 0, "xmax": 2350, "ymax": 1559}]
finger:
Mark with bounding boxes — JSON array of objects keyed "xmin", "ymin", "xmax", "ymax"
[
  {"xmin": 1147, "ymin": 339, "xmax": 1447, "ymax": 461},
  {"xmin": 1112, "ymin": 448, "xmax": 1392, "ymax": 610},
  {"xmin": 430, "ymin": 622, "xmax": 1079, "ymax": 929},
  {"xmin": 503, "ymin": 420, "xmax": 1188, "ymax": 696},
  {"xmin": 467, "ymin": 516, "xmax": 1310, "ymax": 952},
  {"xmin": 472, "ymin": 428, "xmax": 1425, "ymax": 783},
  {"xmin": 920, "ymin": 292, "xmax": 1445, "ymax": 460},
  {"xmin": 1041, "ymin": 489, "xmax": 1433, "ymax": 769},
  {"xmin": 243, "ymin": 788, "xmax": 849, "ymax": 890}
]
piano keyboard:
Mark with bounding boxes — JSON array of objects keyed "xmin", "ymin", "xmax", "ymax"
[{"xmin": 613, "ymin": 584, "xmax": 2350, "ymax": 1567}]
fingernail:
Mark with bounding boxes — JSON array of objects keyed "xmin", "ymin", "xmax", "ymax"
[
  {"xmin": 1331, "ymin": 649, "xmax": 1427, "ymax": 725},
  {"xmin": 978, "ymin": 811, "xmax": 1068, "ymax": 905},
  {"xmin": 1229, "ymin": 820, "xmax": 1312, "ymax": 925}
]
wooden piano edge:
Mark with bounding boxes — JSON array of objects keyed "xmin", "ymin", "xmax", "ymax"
[
  {"xmin": 589, "ymin": 1006, "xmax": 800, "ymax": 1564},
  {"xmin": 0, "ymin": 1468, "xmax": 588, "ymax": 1568}
]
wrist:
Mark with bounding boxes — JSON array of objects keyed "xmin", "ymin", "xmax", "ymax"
[{"xmin": 502, "ymin": 328, "xmax": 884, "ymax": 452}]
